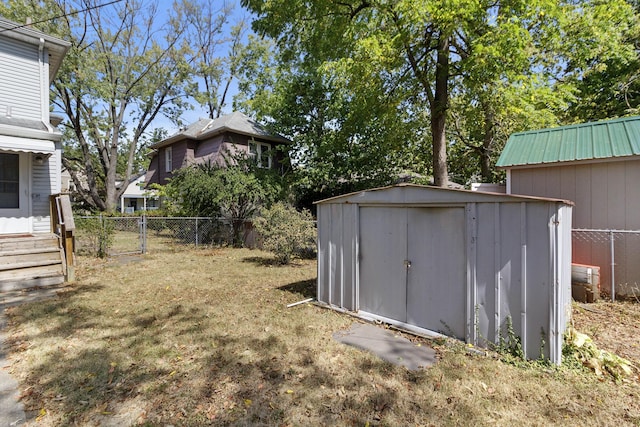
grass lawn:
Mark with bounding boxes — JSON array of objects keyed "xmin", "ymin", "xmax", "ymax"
[{"xmin": 4, "ymin": 247, "xmax": 640, "ymax": 426}]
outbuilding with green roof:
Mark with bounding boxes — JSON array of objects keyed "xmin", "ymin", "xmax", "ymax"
[{"xmin": 497, "ymin": 115, "xmax": 640, "ymax": 298}]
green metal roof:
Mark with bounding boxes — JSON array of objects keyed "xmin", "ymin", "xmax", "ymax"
[{"xmin": 496, "ymin": 116, "xmax": 640, "ymax": 168}]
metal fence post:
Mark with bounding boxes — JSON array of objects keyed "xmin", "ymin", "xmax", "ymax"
[
  {"xmin": 195, "ymin": 217, "xmax": 199, "ymax": 248},
  {"xmin": 610, "ymin": 230, "xmax": 615, "ymax": 301},
  {"xmin": 141, "ymin": 215, "xmax": 147, "ymax": 254}
]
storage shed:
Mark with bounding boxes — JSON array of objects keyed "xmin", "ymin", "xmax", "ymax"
[
  {"xmin": 497, "ymin": 116, "xmax": 640, "ymax": 298},
  {"xmin": 316, "ymin": 184, "xmax": 573, "ymax": 364}
]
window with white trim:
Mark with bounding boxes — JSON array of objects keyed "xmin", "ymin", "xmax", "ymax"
[
  {"xmin": 248, "ymin": 139, "xmax": 272, "ymax": 168},
  {"xmin": 164, "ymin": 146, "xmax": 173, "ymax": 172}
]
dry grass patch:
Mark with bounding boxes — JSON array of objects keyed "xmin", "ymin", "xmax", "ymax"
[{"xmin": 4, "ymin": 248, "xmax": 640, "ymax": 426}]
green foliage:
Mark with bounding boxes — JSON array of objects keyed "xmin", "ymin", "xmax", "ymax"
[
  {"xmin": 163, "ymin": 157, "xmax": 284, "ymax": 247},
  {"xmin": 253, "ymin": 203, "xmax": 316, "ymax": 264},
  {"xmin": 495, "ymin": 316, "xmax": 525, "ymax": 363},
  {"xmin": 76, "ymin": 216, "xmax": 114, "ymax": 258},
  {"xmin": 563, "ymin": 327, "xmax": 634, "ymax": 381},
  {"xmin": 242, "ymin": 0, "xmax": 640, "ymax": 189},
  {"xmin": 0, "ymin": 0, "xmax": 247, "ymax": 212}
]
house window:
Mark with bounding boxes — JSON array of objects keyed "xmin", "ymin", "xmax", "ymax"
[
  {"xmin": 0, "ymin": 153, "xmax": 19, "ymax": 209},
  {"xmin": 248, "ymin": 139, "xmax": 272, "ymax": 168},
  {"xmin": 165, "ymin": 147, "xmax": 173, "ymax": 172}
]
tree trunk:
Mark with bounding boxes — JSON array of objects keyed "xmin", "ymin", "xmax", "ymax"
[
  {"xmin": 431, "ymin": 34, "xmax": 449, "ymax": 187},
  {"xmin": 480, "ymin": 106, "xmax": 495, "ymax": 182}
]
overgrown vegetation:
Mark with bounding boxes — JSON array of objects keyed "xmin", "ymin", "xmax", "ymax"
[
  {"xmin": 563, "ymin": 327, "xmax": 634, "ymax": 381},
  {"xmin": 74, "ymin": 216, "xmax": 115, "ymax": 258},
  {"xmin": 161, "ymin": 156, "xmax": 285, "ymax": 247},
  {"xmin": 4, "ymin": 249, "xmax": 640, "ymax": 426},
  {"xmin": 253, "ymin": 202, "xmax": 316, "ymax": 264}
]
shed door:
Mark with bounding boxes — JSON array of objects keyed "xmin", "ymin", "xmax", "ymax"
[
  {"xmin": 406, "ymin": 207, "xmax": 466, "ymax": 339},
  {"xmin": 359, "ymin": 207, "xmax": 407, "ymax": 321},
  {"xmin": 359, "ymin": 206, "xmax": 466, "ymax": 339}
]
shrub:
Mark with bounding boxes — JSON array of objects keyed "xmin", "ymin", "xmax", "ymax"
[
  {"xmin": 253, "ymin": 203, "xmax": 316, "ymax": 264},
  {"xmin": 76, "ymin": 216, "xmax": 114, "ymax": 258}
]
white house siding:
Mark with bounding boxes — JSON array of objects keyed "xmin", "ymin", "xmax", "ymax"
[
  {"xmin": 509, "ymin": 159, "xmax": 640, "ymax": 295},
  {"xmin": 0, "ymin": 37, "xmax": 41, "ymax": 120},
  {"xmin": 30, "ymin": 149, "xmax": 58, "ymax": 233}
]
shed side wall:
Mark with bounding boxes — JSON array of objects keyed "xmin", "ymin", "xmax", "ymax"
[{"xmin": 317, "ymin": 203, "xmax": 357, "ymax": 310}]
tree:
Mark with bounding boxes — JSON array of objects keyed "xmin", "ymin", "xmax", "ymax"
[
  {"xmin": 0, "ymin": 0, "xmax": 241, "ymax": 212},
  {"xmin": 242, "ymin": 0, "xmax": 557, "ymax": 187},
  {"xmin": 450, "ymin": 0, "xmax": 638, "ymax": 183},
  {"xmin": 243, "ymin": 0, "xmax": 639, "ymax": 188},
  {"xmin": 565, "ymin": 1, "xmax": 640, "ymax": 121},
  {"xmin": 163, "ymin": 157, "xmax": 284, "ymax": 246},
  {"xmin": 181, "ymin": 1, "xmax": 251, "ymax": 119}
]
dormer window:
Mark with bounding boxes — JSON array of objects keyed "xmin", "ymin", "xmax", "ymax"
[
  {"xmin": 164, "ymin": 146, "xmax": 173, "ymax": 172},
  {"xmin": 248, "ymin": 139, "xmax": 272, "ymax": 168}
]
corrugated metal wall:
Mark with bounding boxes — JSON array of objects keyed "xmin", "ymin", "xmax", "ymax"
[{"xmin": 317, "ymin": 186, "xmax": 572, "ymax": 364}]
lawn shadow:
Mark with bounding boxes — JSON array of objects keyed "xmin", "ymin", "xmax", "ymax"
[
  {"xmin": 242, "ymin": 256, "xmax": 311, "ymax": 267},
  {"xmin": 278, "ymin": 279, "xmax": 316, "ymax": 299},
  {"xmin": 242, "ymin": 255, "xmax": 281, "ymax": 266}
]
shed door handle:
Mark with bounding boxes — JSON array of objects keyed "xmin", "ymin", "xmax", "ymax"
[{"xmin": 404, "ymin": 260, "xmax": 411, "ymax": 268}]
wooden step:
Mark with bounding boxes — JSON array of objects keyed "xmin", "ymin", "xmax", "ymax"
[
  {"xmin": 0, "ymin": 234, "xmax": 60, "ymax": 253},
  {"xmin": 0, "ymin": 275, "xmax": 65, "ymax": 292},
  {"xmin": 0, "ymin": 250, "xmax": 62, "ymax": 269},
  {"xmin": 0, "ymin": 234, "xmax": 65, "ymax": 292},
  {"xmin": 0, "ymin": 264, "xmax": 64, "ymax": 282}
]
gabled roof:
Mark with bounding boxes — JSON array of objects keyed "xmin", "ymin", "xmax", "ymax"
[
  {"xmin": 150, "ymin": 112, "xmax": 290, "ymax": 149},
  {"xmin": 315, "ymin": 183, "xmax": 573, "ymax": 206},
  {"xmin": 0, "ymin": 17, "xmax": 71, "ymax": 82},
  {"xmin": 496, "ymin": 116, "xmax": 640, "ymax": 168}
]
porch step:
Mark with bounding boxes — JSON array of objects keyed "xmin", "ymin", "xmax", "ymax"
[
  {"xmin": 0, "ymin": 234, "xmax": 61, "ymax": 252},
  {"xmin": 0, "ymin": 234, "xmax": 65, "ymax": 293}
]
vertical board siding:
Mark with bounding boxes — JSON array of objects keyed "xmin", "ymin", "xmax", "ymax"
[
  {"xmin": 574, "ymin": 166, "xmax": 592, "ymax": 227},
  {"xmin": 496, "ymin": 203, "xmax": 526, "ymax": 338},
  {"xmin": 0, "ymin": 38, "xmax": 41, "ymax": 120},
  {"xmin": 497, "ymin": 203, "xmax": 524, "ymax": 350},
  {"xmin": 316, "ymin": 207, "xmax": 329, "ymax": 304},
  {"xmin": 465, "ymin": 203, "xmax": 478, "ymax": 343},
  {"xmin": 511, "ymin": 159, "xmax": 640, "ymax": 296},
  {"xmin": 520, "ymin": 203, "xmax": 528, "ymax": 358},
  {"xmin": 493, "ymin": 204, "xmax": 501, "ymax": 343}
]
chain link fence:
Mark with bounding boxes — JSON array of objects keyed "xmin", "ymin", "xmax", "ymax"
[
  {"xmin": 75, "ymin": 216, "xmax": 257, "ymax": 256},
  {"xmin": 572, "ymin": 229, "xmax": 640, "ymax": 300}
]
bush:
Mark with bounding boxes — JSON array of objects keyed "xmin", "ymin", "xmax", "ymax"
[
  {"xmin": 75, "ymin": 216, "xmax": 114, "ymax": 258},
  {"xmin": 253, "ymin": 203, "xmax": 316, "ymax": 264}
]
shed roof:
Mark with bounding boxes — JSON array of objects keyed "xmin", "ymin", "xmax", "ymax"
[
  {"xmin": 315, "ymin": 183, "xmax": 573, "ymax": 206},
  {"xmin": 150, "ymin": 111, "xmax": 290, "ymax": 149},
  {"xmin": 496, "ymin": 115, "xmax": 640, "ymax": 168}
]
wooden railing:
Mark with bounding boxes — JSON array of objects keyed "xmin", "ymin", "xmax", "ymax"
[{"xmin": 50, "ymin": 194, "xmax": 75, "ymax": 281}]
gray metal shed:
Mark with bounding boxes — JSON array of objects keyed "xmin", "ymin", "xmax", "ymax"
[{"xmin": 316, "ymin": 184, "xmax": 573, "ymax": 364}]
